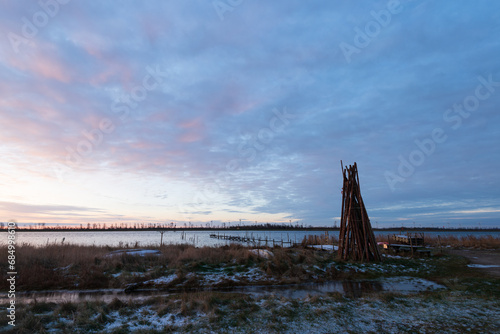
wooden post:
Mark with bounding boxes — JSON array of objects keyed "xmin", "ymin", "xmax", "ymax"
[{"xmin": 409, "ymin": 233, "xmax": 414, "ymax": 258}]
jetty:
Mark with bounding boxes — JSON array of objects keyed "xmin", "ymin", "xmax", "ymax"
[{"xmin": 209, "ymin": 233, "xmax": 297, "ymax": 247}]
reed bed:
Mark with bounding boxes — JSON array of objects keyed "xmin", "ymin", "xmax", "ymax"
[
  {"xmin": 423, "ymin": 235, "xmax": 500, "ymax": 249},
  {"xmin": 0, "ymin": 242, "xmax": 334, "ymax": 291},
  {"xmin": 301, "ymin": 233, "xmax": 337, "ymax": 246},
  {"xmin": 375, "ymin": 234, "xmax": 500, "ymax": 249}
]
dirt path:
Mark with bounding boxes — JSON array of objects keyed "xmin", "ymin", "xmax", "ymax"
[{"xmin": 447, "ymin": 249, "xmax": 500, "ymax": 277}]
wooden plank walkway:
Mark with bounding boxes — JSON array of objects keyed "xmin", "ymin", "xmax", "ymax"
[{"xmin": 209, "ymin": 233, "xmax": 298, "ymax": 247}]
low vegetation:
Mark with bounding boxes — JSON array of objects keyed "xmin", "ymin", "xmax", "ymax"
[
  {"xmin": 1, "ymin": 235, "xmax": 499, "ymax": 291},
  {"xmin": 423, "ymin": 234, "xmax": 500, "ymax": 249},
  {"xmin": 2, "ymin": 288, "xmax": 499, "ymax": 333},
  {"xmin": 301, "ymin": 233, "xmax": 337, "ymax": 246},
  {"xmin": 1, "ymin": 236, "xmax": 499, "ymax": 333},
  {"xmin": 1, "ymin": 243, "xmax": 341, "ymax": 291},
  {"xmin": 374, "ymin": 234, "xmax": 500, "ymax": 249}
]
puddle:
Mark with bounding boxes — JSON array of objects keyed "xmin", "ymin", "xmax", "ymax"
[
  {"xmin": 1, "ymin": 277, "xmax": 445, "ymax": 304},
  {"xmin": 467, "ymin": 264, "xmax": 500, "ymax": 268},
  {"xmin": 238, "ymin": 277, "xmax": 444, "ymax": 299},
  {"xmin": 231, "ymin": 281, "xmax": 384, "ymax": 299},
  {"xmin": 1, "ymin": 289, "xmax": 135, "ymax": 304}
]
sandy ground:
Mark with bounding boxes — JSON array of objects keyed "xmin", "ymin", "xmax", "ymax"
[{"xmin": 447, "ymin": 249, "xmax": 500, "ymax": 277}]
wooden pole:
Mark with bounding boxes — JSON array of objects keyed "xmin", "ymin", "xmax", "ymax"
[
  {"xmin": 338, "ymin": 161, "xmax": 380, "ymax": 262},
  {"xmin": 409, "ymin": 233, "xmax": 414, "ymax": 257}
]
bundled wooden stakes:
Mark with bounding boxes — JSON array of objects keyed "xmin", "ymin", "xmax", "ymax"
[{"xmin": 338, "ymin": 162, "xmax": 381, "ymax": 262}]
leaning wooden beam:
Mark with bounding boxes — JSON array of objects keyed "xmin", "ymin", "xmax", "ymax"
[{"xmin": 337, "ymin": 161, "xmax": 381, "ymax": 262}]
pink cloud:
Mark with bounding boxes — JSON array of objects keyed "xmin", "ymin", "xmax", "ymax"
[
  {"xmin": 129, "ymin": 140, "xmax": 164, "ymax": 150},
  {"xmin": 86, "ymin": 53, "xmax": 134, "ymax": 86},
  {"xmin": 178, "ymin": 117, "xmax": 205, "ymax": 143},
  {"xmin": 179, "ymin": 117, "xmax": 203, "ymax": 129},
  {"xmin": 32, "ymin": 55, "xmax": 71, "ymax": 83},
  {"xmin": 179, "ymin": 132, "xmax": 203, "ymax": 143},
  {"xmin": 148, "ymin": 111, "xmax": 171, "ymax": 122},
  {"xmin": 141, "ymin": 16, "xmax": 168, "ymax": 45},
  {"xmin": 206, "ymin": 83, "xmax": 262, "ymax": 116},
  {"xmin": 4, "ymin": 42, "xmax": 73, "ymax": 83}
]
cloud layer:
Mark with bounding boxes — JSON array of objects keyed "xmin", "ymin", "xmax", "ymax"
[{"xmin": 1, "ymin": 0, "xmax": 499, "ymax": 227}]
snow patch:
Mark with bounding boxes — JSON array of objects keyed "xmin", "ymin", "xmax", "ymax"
[
  {"xmin": 145, "ymin": 274, "xmax": 178, "ymax": 285},
  {"xmin": 382, "ymin": 254, "xmax": 403, "ymax": 259},
  {"xmin": 311, "ymin": 245, "xmax": 338, "ymax": 251},
  {"xmin": 382, "ymin": 276, "xmax": 446, "ymax": 292},
  {"xmin": 250, "ymin": 249, "xmax": 274, "ymax": 259},
  {"xmin": 105, "ymin": 249, "xmax": 161, "ymax": 257}
]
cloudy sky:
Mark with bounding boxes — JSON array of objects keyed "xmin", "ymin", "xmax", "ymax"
[{"xmin": 1, "ymin": 0, "xmax": 499, "ymax": 228}]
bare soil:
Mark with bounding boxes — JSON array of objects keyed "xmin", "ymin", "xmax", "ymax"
[{"xmin": 447, "ymin": 249, "xmax": 500, "ymax": 277}]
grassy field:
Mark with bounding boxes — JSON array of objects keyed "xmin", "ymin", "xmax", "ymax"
[{"xmin": 1, "ymin": 236, "xmax": 499, "ymax": 333}]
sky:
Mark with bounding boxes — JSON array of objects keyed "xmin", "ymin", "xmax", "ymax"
[{"xmin": 1, "ymin": 0, "xmax": 499, "ymax": 228}]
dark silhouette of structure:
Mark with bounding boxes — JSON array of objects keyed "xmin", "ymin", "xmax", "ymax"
[{"xmin": 338, "ymin": 162, "xmax": 381, "ymax": 262}]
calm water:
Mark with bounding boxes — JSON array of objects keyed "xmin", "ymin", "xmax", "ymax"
[
  {"xmin": 1, "ymin": 229, "xmax": 498, "ymax": 247},
  {"xmin": 0, "ymin": 277, "xmax": 446, "ymax": 304}
]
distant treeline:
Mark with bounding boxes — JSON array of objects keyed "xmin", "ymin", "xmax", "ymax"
[
  {"xmin": 0, "ymin": 221, "xmax": 498, "ymax": 232},
  {"xmin": 0, "ymin": 222, "xmax": 311, "ymax": 231}
]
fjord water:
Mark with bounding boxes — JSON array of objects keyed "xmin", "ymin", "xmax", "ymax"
[{"xmin": 1, "ymin": 229, "xmax": 498, "ymax": 247}]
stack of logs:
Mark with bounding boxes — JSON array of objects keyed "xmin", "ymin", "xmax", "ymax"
[{"xmin": 338, "ymin": 162, "xmax": 381, "ymax": 262}]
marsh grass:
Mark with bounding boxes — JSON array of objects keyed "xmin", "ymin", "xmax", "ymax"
[
  {"xmin": 57, "ymin": 301, "xmax": 78, "ymax": 317},
  {"xmin": 258, "ymin": 247, "xmax": 336, "ymax": 282},
  {"xmin": 0, "ymin": 242, "xmax": 339, "ymax": 291},
  {"xmin": 1, "ymin": 236, "xmax": 496, "ymax": 297},
  {"xmin": 430, "ymin": 254, "xmax": 474, "ymax": 279},
  {"xmin": 301, "ymin": 233, "xmax": 337, "ymax": 246},
  {"xmin": 17, "ymin": 312, "xmax": 46, "ymax": 333},
  {"xmin": 425, "ymin": 235, "xmax": 500, "ymax": 249},
  {"xmin": 142, "ymin": 291, "xmax": 257, "ymax": 328},
  {"xmin": 376, "ymin": 234, "xmax": 500, "ymax": 249},
  {"xmin": 0, "ymin": 243, "xmax": 112, "ymax": 290},
  {"xmin": 4, "ymin": 285, "xmax": 500, "ymax": 333},
  {"xmin": 26, "ymin": 300, "xmax": 53, "ymax": 313},
  {"xmin": 0, "ymin": 243, "xmax": 251, "ymax": 290}
]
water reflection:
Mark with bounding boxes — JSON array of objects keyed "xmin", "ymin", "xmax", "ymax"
[
  {"xmin": 0, "ymin": 278, "xmax": 444, "ymax": 304},
  {"xmin": 4, "ymin": 230, "xmax": 498, "ymax": 248},
  {"xmin": 342, "ymin": 281, "xmax": 384, "ymax": 298}
]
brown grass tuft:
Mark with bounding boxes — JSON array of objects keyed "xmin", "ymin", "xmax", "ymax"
[
  {"xmin": 375, "ymin": 234, "xmax": 500, "ymax": 249},
  {"xmin": 0, "ymin": 241, "xmax": 339, "ymax": 291},
  {"xmin": 426, "ymin": 235, "xmax": 500, "ymax": 249},
  {"xmin": 301, "ymin": 233, "xmax": 337, "ymax": 246}
]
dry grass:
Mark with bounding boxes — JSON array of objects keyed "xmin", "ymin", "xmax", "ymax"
[
  {"xmin": 301, "ymin": 233, "xmax": 337, "ymax": 246},
  {"xmin": 375, "ymin": 234, "xmax": 500, "ymax": 249},
  {"xmin": 0, "ymin": 242, "xmax": 338, "ymax": 291},
  {"xmin": 0, "ymin": 243, "xmax": 279, "ymax": 290},
  {"xmin": 159, "ymin": 243, "xmax": 252, "ymax": 267},
  {"xmin": 0, "ymin": 243, "xmax": 113, "ymax": 290},
  {"xmin": 424, "ymin": 235, "xmax": 500, "ymax": 249},
  {"xmin": 0, "ymin": 243, "xmax": 137, "ymax": 290}
]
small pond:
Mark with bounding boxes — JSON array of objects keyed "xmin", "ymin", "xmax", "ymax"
[{"xmin": 1, "ymin": 277, "xmax": 445, "ymax": 304}]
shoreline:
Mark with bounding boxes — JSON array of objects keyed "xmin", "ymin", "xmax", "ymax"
[{"xmin": 2, "ymin": 227, "xmax": 499, "ymax": 232}]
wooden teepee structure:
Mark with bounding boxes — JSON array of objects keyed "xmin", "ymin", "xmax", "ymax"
[{"xmin": 338, "ymin": 161, "xmax": 381, "ymax": 262}]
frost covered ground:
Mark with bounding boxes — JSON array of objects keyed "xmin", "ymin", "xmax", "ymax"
[
  {"xmin": 111, "ymin": 249, "xmax": 448, "ymax": 292},
  {"xmin": 1, "ymin": 292, "xmax": 499, "ymax": 333},
  {"xmin": 1, "ymin": 245, "xmax": 499, "ymax": 333}
]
